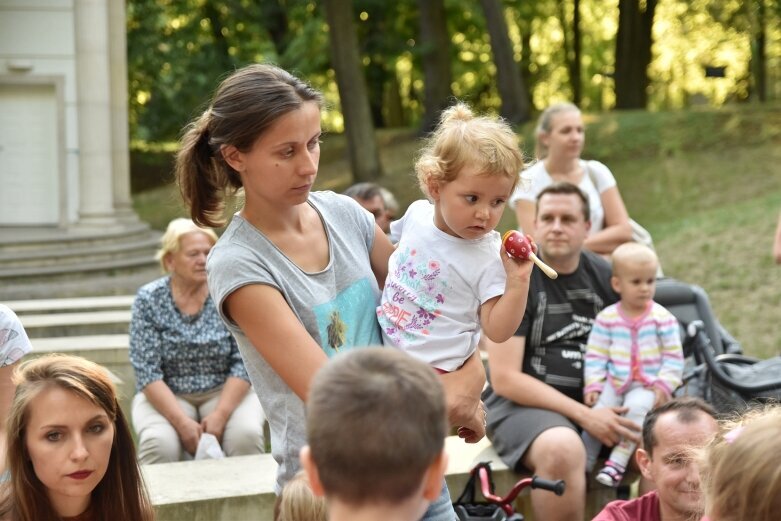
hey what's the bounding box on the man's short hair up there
[536,181,590,223]
[343,182,384,203]
[306,348,447,505]
[642,397,717,457]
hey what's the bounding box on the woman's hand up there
[439,351,486,430]
[456,402,487,444]
[174,416,204,455]
[201,377,250,442]
[201,409,229,442]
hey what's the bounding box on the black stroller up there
[655,278,781,415]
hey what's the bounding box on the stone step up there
[1,254,157,280]
[29,334,136,416]
[0,223,159,254]
[0,269,159,301]
[0,235,160,269]
[0,224,161,300]
[20,311,131,338]
[6,295,135,315]
[31,333,130,354]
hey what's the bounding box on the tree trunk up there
[614,0,657,109]
[417,0,453,133]
[557,0,581,105]
[479,0,530,124]
[749,0,767,102]
[383,72,406,127]
[519,30,534,112]
[323,0,383,182]
[259,0,290,59]
[572,0,582,105]
[202,2,233,72]
[366,61,388,127]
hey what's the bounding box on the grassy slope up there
[133,104,781,358]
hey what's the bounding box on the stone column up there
[74,0,117,225]
[108,0,138,223]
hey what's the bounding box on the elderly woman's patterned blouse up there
[128,276,249,394]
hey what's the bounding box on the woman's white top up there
[509,159,617,235]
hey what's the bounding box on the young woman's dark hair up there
[176,64,323,228]
[0,355,154,521]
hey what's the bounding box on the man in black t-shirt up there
[483,182,641,521]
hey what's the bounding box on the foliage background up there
[127,0,781,143]
[127,1,781,359]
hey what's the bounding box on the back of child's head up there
[305,348,447,506]
[415,102,525,198]
[274,470,328,521]
[611,242,658,278]
[699,405,781,521]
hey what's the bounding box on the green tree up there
[558,0,582,106]
[706,0,778,102]
[323,0,383,181]
[614,0,658,109]
[354,0,416,128]
[417,0,454,132]
[478,0,530,123]
[127,0,274,141]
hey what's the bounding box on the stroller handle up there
[689,321,781,394]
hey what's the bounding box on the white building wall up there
[0,0,80,223]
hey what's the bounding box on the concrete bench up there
[144,436,512,521]
[144,433,621,521]
[144,454,279,521]
[19,310,132,338]
[30,334,136,417]
[6,295,134,315]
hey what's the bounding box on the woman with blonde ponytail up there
[175,65,484,520]
[510,102,632,256]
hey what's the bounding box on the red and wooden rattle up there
[502,230,558,279]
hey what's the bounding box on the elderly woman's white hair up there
[155,218,218,272]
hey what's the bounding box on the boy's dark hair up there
[536,181,590,222]
[306,348,447,505]
[642,397,717,457]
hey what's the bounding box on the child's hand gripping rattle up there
[502,231,558,279]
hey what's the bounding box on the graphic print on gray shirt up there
[207,191,382,492]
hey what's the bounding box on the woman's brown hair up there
[176,64,324,228]
[0,355,154,521]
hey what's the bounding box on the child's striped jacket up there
[584,301,684,397]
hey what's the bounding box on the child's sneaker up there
[595,461,625,488]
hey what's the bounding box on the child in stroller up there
[581,243,684,487]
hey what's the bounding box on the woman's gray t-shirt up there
[207,191,382,491]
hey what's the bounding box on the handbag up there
[584,161,655,251]
[629,219,655,250]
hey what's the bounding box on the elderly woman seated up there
[129,218,265,464]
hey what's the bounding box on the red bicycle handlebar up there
[477,467,566,515]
